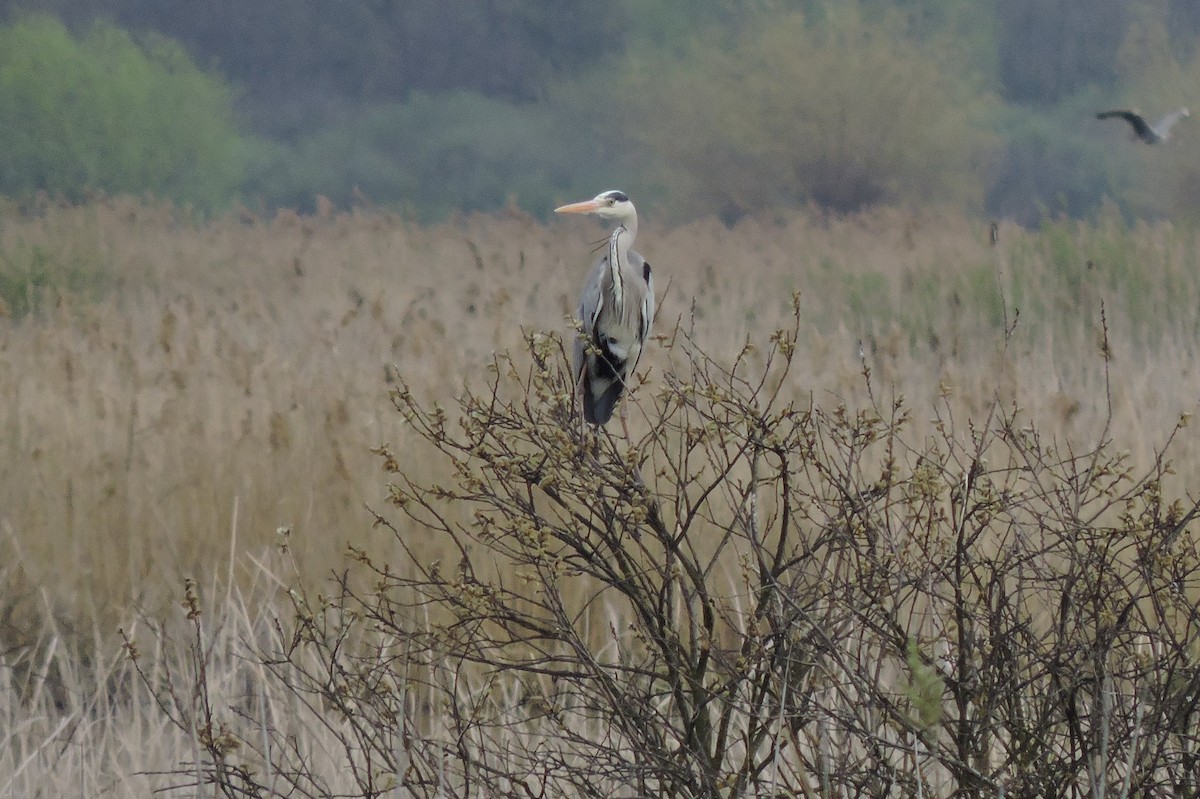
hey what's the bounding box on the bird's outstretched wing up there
[1097,109,1157,143]
[1153,107,1190,139]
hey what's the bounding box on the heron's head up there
[555,190,636,224]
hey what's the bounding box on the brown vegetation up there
[4,198,1200,793]
[3,198,1200,623]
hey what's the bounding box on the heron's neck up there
[611,213,637,266]
[606,208,639,313]
[620,212,638,247]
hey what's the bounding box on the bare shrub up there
[133,301,1200,798]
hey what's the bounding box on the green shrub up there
[559,4,999,220]
[0,14,243,208]
[0,244,95,318]
[984,91,1131,225]
[0,206,112,317]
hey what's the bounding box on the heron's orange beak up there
[554,199,602,215]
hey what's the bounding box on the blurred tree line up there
[2,0,1200,223]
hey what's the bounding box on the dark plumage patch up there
[600,190,630,203]
[643,262,652,283]
[1096,110,1156,143]
[592,333,626,380]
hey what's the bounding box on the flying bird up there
[555,190,655,431]
[1096,107,1190,144]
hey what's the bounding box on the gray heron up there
[1096,107,1190,144]
[555,190,654,431]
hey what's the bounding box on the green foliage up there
[0,14,243,207]
[0,231,107,318]
[843,271,892,327]
[8,0,1200,223]
[1029,213,1164,337]
[995,0,1126,104]
[856,0,1001,88]
[246,92,607,219]
[904,638,946,730]
[985,97,1125,226]
[565,5,999,220]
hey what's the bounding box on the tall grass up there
[3,197,1200,791]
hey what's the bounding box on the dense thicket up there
[4,0,629,111]
[2,0,1200,221]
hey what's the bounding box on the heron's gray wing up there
[628,250,654,375]
[641,258,655,341]
[574,257,606,359]
[576,254,628,424]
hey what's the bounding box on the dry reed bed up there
[1,198,1198,629]
[2,198,1200,793]
[0,552,378,797]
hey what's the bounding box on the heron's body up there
[556,190,655,426]
[1097,107,1190,144]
